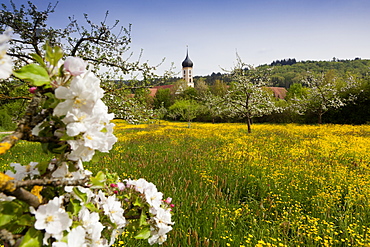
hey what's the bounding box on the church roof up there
[182,50,193,68]
[265,87,287,99]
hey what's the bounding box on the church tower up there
[182,48,194,87]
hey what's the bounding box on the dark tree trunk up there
[247,116,252,133]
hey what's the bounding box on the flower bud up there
[29,87,37,94]
[164,197,172,204]
[117,182,125,191]
[64,56,86,76]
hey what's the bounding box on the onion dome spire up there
[182,47,193,68]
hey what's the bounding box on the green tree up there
[179,87,198,100]
[210,80,228,97]
[168,99,202,128]
[291,71,359,124]
[199,91,226,123]
[285,83,309,100]
[153,88,172,109]
[194,78,209,97]
[225,56,279,133]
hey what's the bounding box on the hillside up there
[194,58,370,88]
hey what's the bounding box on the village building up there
[148,49,287,99]
[182,48,194,87]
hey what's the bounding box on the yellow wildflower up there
[0,172,15,192]
[31,185,43,203]
[0,142,11,154]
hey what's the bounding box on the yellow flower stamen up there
[46,215,54,223]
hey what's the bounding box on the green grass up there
[1,122,370,247]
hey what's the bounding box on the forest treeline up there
[2,57,370,131]
[191,58,370,88]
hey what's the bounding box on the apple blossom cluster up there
[33,56,117,162]
[0,28,174,246]
[29,187,126,247]
[27,178,175,246]
[0,27,13,79]
[111,178,175,245]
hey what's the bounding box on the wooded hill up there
[194,58,370,87]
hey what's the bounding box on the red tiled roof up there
[265,87,287,99]
[149,85,175,97]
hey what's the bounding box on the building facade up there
[182,49,194,87]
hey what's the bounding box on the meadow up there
[1,121,370,247]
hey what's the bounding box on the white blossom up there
[0,28,13,79]
[6,162,40,180]
[148,224,172,245]
[32,196,72,238]
[103,195,126,228]
[67,139,95,162]
[54,71,104,116]
[64,56,87,76]
[145,186,163,209]
[79,207,105,241]
[52,226,87,247]
[125,178,155,194]
[152,207,174,227]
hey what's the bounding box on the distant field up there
[1,121,370,247]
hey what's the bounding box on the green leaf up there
[30,53,46,68]
[43,92,60,109]
[84,202,100,212]
[0,213,14,227]
[90,171,106,188]
[59,133,74,141]
[68,161,78,172]
[72,187,88,203]
[16,214,34,226]
[89,153,101,164]
[18,227,43,247]
[36,161,50,175]
[133,196,142,207]
[13,64,50,86]
[41,143,49,154]
[45,45,64,67]
[2,201,22,215]
[67,198,82,216]
[134,227,151,239]
[51,144,67,154]
[139,211,149,226]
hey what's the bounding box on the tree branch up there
[0,95,31,101]
[13,177,89,189]
[0,93,52,154]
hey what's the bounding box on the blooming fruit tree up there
[0,29,174,246]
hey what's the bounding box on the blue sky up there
[8,0,370,76]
